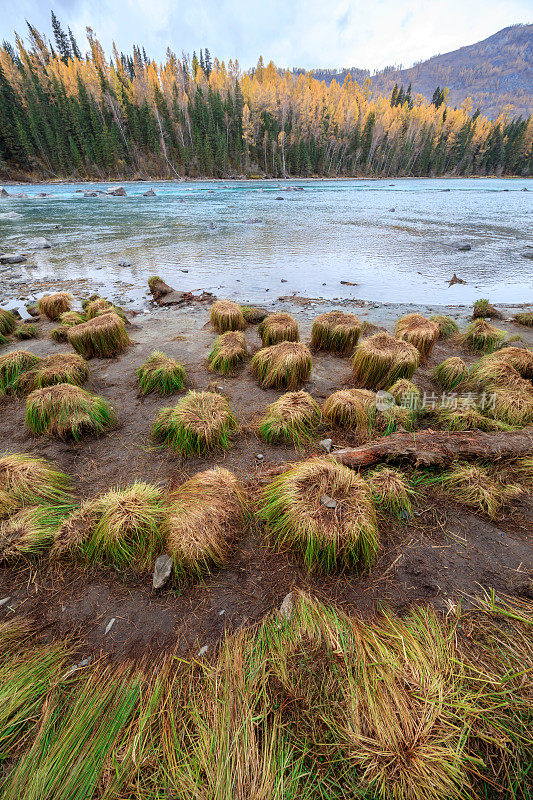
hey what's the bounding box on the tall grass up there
[258,391,321,445]
[0,453,72,519]
[137,351,187,395]
[351,331,419,389]
[152,390,238,456]
[25,384,117,440]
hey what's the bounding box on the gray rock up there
[28,237,51,249]
[255,453,264,461]
[319,438,332,453]
[153,554,173,589]
[279,591,294,619]
[197,645,209,657]
[0,253,26,264]
[521,251,533,260]
[118,261,131,267]
[143,188,156,197]
[104,618,116,635]
[389,207,396,212]
[0,596,12,607]
[84,191,98,197]
[321,493,337,509]
[456,242,471,251]
[107,186,127,196]
[0,187,8,197]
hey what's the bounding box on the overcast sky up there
[0,0,530,71]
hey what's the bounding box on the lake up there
[0,177,531,308]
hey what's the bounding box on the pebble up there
[105,618,116,635]
[319,438,333,453]
[153,554,173,589]
[0,597,12,607]
[279,591,294,619]
[198,645,209,657]
[255,453,264,461]
[321,493,337,509]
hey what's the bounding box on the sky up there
[0,0,530,72]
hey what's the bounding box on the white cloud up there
[0,0,530,71]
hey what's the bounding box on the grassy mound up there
[37,293,73,321]
[67,312,130,358]
[208,331,248,375]
[260,457,379,573]
[486,386,533,427]
[388,378,421,407]
[468,357,528,392]
[258,391,321,445]
[513,311,533,327]
[240,304,267,323]
[0,308,17,336]
[250,341,312,390]
[25,383,117,440]
[322,388,376,429]
[0,502,73,560]
[85,298,127,322]
[13,353,90,395]
[152,390,237,456]
[395,313,440,361]
[163,468,247,584]
[438,463,522,519]
[258,313,299,346]
[209,300,246,333]
[473,298,501,319]
[310,310,362,355]
[13,324,38,341]
[368,467,414,518]
[0,453,71,519]
[429,314,459,338]
[137,351,187,395]
[432,356,468,390]
[51,312,86,342]
[53,482,164,571]
[351,331,419,389]
[0,350,42,395]
[460,319,506,352]
[488,346,533,380]
[429,404,512,432]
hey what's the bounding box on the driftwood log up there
[333,428,533,469]
[148,276,216,307]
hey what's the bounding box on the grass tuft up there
[437,463,522,518]
[210,300,247,333]
[429,404,513,432]
[37,292,73,321]
[258,313,299,346]
[429,314,459,338]
[0,308,17,336]
[0,453,72,519]
[208,331,248,375]
[432,356,468,390]
[260,457,379,572]
[395,313,440,360]
[240,304,267,323]
[13,353,90,395]
[485,386,533,427]
[137,351,187,395]
[163,468,247,584]
[25,383,117,440]
[487,345,533,380]
[310,310,362,355]
[0,350,42,395]
[54,481,164,571]
[473,298,501,319]
[351,331,419,389]
[251,341,312,390]
[368,466,415,518]
[388,378,421,407]
[460,318,507,352]
[322,388,376,429]
[0,502,74,560]
[258,391,321,445]
[13,324,38,340]
[512,311,533,327]
[67,312,130,358]
[152,390,237,456]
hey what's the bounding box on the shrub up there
[137,351,187,395]
[25,384,117,440]
[152,390,237,456]
[260,457,379,573]
[351,332,419,389]
[250,341,312,390]
[258,391,321,445]
[258,313,299,346]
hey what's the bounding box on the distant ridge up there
[294,24,533,119]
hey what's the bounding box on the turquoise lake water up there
[0,177,531,307]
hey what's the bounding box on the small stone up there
[389,207,396,212]
[218,609,226,616]
[456,242,471,251]
[0,597,12,607]
[0,253,26,264]
[321,493,337,509]
[319,438,332,453]
[198,645,209,657]
[255,453,264,461]
[118,261,131,267]
[279,591,294,619]
[28,237,51,249]
[105,618,116,635]
[153,554,173,589]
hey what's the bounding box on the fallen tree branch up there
[333,428,533,469]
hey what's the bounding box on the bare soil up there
[0,303,531,661]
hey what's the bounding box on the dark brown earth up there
[0,303,532,662]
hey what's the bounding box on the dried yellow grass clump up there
[486,387,533,427]
[388,379,421,407]
[368,467,415,518]
[152,390,237,456]
[37,293,73,321]
[488,346,533,380]
[460,318,506,352]
[429,314,459,338]
[258,391,321,445]
[0,308,17,336]
[209,300,246,333]
[258,313,299,346]
[25,383,117,441]
[432,357,468,390]
[513,311,533,328]
[0,453,71,519]
[0,503,73,560]
[67,312,130,358]
[0,350,42,395]
[251,341,312,390]
[137,351,187,395]
[53,482,164,571]
[395,313,440,361]
[310,311,362,355]
[430,405,512,432]
[351,332,419,390]
[439,464,522,519]
[208,331,248,375]
[12,353,89,395]
[163,468,247,584]
[260,457,379,573]
[322,388,376,429]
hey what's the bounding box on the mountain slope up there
[297,24,533,119]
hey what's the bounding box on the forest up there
[0,14,532,180]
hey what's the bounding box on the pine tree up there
[51,11,71,63]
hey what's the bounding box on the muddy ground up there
[0,299,532,662]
